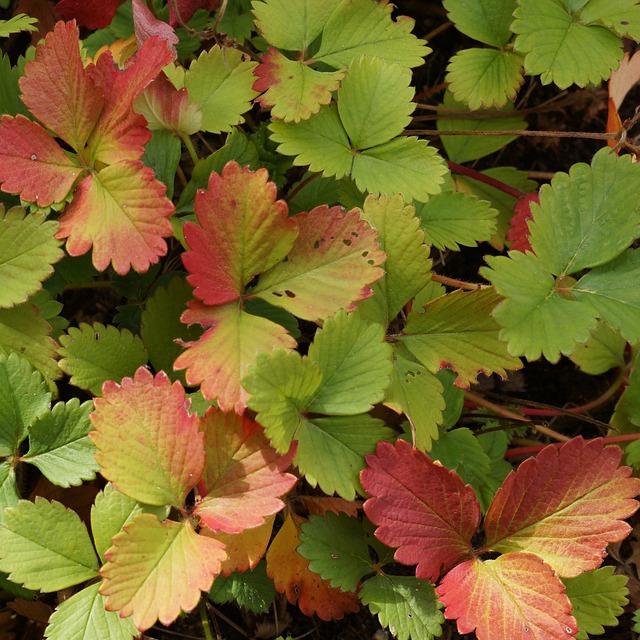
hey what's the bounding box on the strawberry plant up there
[0,1,640,640]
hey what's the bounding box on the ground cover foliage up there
[1,1,640,639]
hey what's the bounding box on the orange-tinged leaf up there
[254,205,385,321]
[91,367,204,507]
[100,515,225,631]
[298,496,360,518]
[194,408,296,533]
[484,437,640,577]
[87,37,174,165]
[182,162,298,306]
[266,514,360,621]
[0,116,83,207]
[174,301,296,412]
[20,20,103,152]
[55,0,122,29]
[57,160,174,275]
[361,439,480,582]
[204,516,275,576]
[436,553,577,640]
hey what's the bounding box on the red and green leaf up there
[507,193,539,252]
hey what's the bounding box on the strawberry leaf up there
[194,409,296,534]
[266,513,360,621]
[436,553,577,640]
[100,515,225,631]
[569,322,626,375]
[55,0,123,29]
[0,462,19,520]
[362,439,481,581]
[443,0,516,47]
[58,323,148,396]
[361,575,443,640]
[209,561,276,614]
[253,205,385,321]
[0,498,99,591]
[91,368,204,507]
[484,437,640,577]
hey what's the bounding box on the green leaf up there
[564,566,628,639]
[447,49,523,110]
[0,461,18,522]
[314,0,430,68]
[0,498,99,591]
[569,322,626,375]
[184,45,258,133]
[294,414,394,499]
[361,574,444,640]
[385,351,444,452]
[298,513,372,592]
[142,130,181,199]
[437,92,527,163]
[634,609,640,633]
[0,14,38,38]
[528,149,640,275]
[209,561,275,614]
[140,277,200,379]
[23,399,97,488]
[91,483,168,563]
[58,323,149,395]
[359,194,432,326]
[512,0,623,88]
[476,430,511,511]
[0,353,50,456]
[252,0,341,51]
[482,251,596,361]
[612,351,640,431]
[307,310,392,415]
[401,288,522,385]
[580,0,640,40]
[44,582,138,640]
[415,191,498,251]
[0,53,26,116]
[0,207,63,309]
[444,0,516,46]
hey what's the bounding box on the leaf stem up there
[464,390,529,423]
[199,599,215,640]
[506,433,640,458]
[180,134,200,165]
[447,161,526,199]
[411,127,619,142]
[431,272,490,291]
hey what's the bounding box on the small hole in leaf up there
[351,231,358,237]
[367,259,374,265]
[30,154,37,161]
[362,251,369,257]
[343,238,352,246]
[272,292,283,297]
[285,290,296,298]
[313,240,320,249]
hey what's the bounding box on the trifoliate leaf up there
[44,582,138,640]
[415,191,498,251]
[90,484,168,563]
[569,322,626,375]
[0,207,63,309]
[0,353,50,457]
[401,288,522,386]
[24,399,97,488]
[253,205,385,321]
[528,149,640,275]
[298,513,372,592]
[446,49,524,110]
[58,323,149,396]
[443,0,516,46]
[209,561,276,614]
[482,251,596,362]
[0,14,37,37]
[564,566,628,639]
[307,311,392,414]
[476,431,511,512]
[362,439,481,581]
[437,554,577,640]
[91,368,204,507]
[512,0,623,88]
[140,276,200,378]
[314,0,429,68]
[359,194,432,326]
[385,352,445,452]
[0,498,99,591]
[266,514,360,621]
[580,0,640,40]
[100,515,225,631]
[437,92,527,163]
[184,45,258,133]
[194,409,296,534]
[361,575,444,640]
[0,461,18,521]
[484,438,640,577]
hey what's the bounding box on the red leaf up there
[55,0,122,29]
[506,193,539,252]
[132,0,178,52]
[437,553,577,640]
[182,161,297,306]
[484,437,640,577]
[169,0,217,25]
[20,21,104,152]
[361,439,481,582]
[194,408,296,534]
[0,116,83,207]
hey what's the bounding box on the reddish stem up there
[448,161,526,199]
[506,434,640,459]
